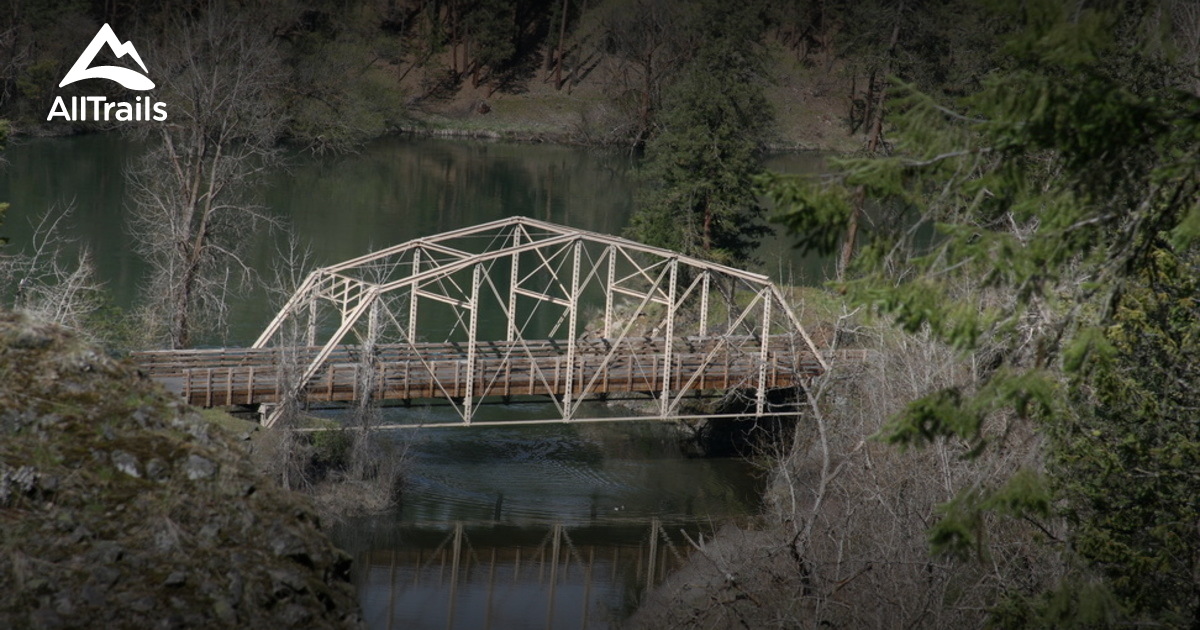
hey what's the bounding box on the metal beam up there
[610,286,671,306]
[464,264,481,423]
[563,239,582,417]
[603,246,615,338]
[660,258,678,416]
[506,226,522,342]
[513,287,572,309]
[756,288,772,416]
[408,249,421,344]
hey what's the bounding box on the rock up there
[37,474,58,494]
[81,585,106,609]
[53,595,74,617]
[198,523,220,544]
[29,606,63,630]
[226,571,244,606]
[212,596,237,625]
[90,566,120,587]
[90,541,125,564]
[129,596,155,613]
[279,603,313,626]
[66,526,91,545]
[131,408,151,428]
[111,451,141,478]
[269,568,309,595]
[183,454,217,480]
[270,530,312,566]
[10,328,52,350]
[0,464,39,505]
[145,458,168,481]
[163,571,187,587]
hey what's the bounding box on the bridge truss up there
[254,216,826,427]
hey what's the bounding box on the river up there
[0,134,823,628]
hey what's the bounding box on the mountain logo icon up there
[59,23,154,91]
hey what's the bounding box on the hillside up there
[398,43,864,152]
[0,311,361,628]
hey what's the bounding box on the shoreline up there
[7,118,850,155]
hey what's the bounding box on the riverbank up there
[396,44,864,154]
[0,311,362,627]
[205,411,407,525]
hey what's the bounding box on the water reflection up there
[348,520,696,630]
[333,411,762,629]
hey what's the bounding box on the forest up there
[2,0,1199,628]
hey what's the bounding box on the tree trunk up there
[837,187,864,281]
[173,263,195,349]
[839,2,903,280]
[450,3,459,75]
[637,48,654,148]
[702,199,713,253]
[554,0,569,90]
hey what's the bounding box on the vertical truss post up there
[699,271,710,336]
[464,263,482,423]
[563,239,582,418]
[507,228,521,342]
[660,258,678,416]
[408,249,421,343]
[603,245,615,339]
[756,288,772,416]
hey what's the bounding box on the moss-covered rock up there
[0,312,361,628]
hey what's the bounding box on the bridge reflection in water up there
[351,519,694,630]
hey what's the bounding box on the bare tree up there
[1169,0,1200,95]
[635,298,1064,628]
[256,231,318,491]
[128,8,285,349]
[595,0,694,148]
[1,203,105,338]
[344,256,408,494]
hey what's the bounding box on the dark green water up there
[0,134,823,628]
[0,134,643,344]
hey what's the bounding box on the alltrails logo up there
[47,23,167,122]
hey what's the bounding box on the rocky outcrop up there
[0,312,361,628]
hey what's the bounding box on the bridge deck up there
[134,336,827,409]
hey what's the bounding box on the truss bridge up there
[134,217,829,427]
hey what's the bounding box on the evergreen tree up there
[464,0,518,85]
[1042,248,1200,626]
[626,2,773,266]
[766,0,1200,624]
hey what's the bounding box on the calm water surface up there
[0,134,822,628]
